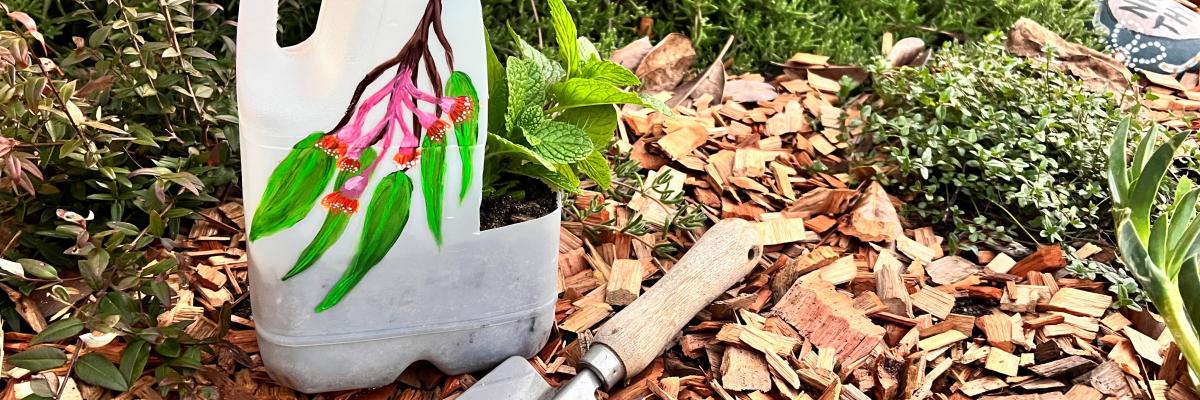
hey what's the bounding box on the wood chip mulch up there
[4,45,1197,400]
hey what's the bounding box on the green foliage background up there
[481,0,1101,70]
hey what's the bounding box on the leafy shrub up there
[273,0,1101,71]
[861,34,1126,249]
[0,0,237,393]
[483,0,662,196]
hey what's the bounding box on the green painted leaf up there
[282,148,378,280]
[250,132,335,241]
[576,151,612,190]
[549,78,642,111]
[31,317,83,344]
[1129,133,1188,239]
[546,0,579,76]
[447,72,480,203]
[76,353,129,392]
[317,172,413,312]
[555,105,618,150]
[8,347,66,372]
[422,135,448,246]
[119,340,150,385]
[578,60,640,87]
[525,121,592,164]
[283,214,350,281]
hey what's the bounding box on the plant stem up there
[1161,286,1200,390]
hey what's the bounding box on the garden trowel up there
[458,219,763,400]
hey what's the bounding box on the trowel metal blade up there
[457,356,554,400]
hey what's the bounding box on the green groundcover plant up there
[862,34,1126,250]
[1108,116,1200,386]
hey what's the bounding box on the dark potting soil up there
[480,183,557,231]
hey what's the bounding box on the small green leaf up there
[8,347,67,372]
[524,121,592,164]
[487,133,554,170]
[18,259,58,280]
[509,32,565,84]
[546,0,579,76]
[549,78,642,111]
[506,58,549,135]
[119,340,150,384]
[577,60,640,87]
[31,318,84,345]
[1107,117,1130,206]
[156,338,181,358]
[576,151,612,190]
[511,162,578,193]
[76,353,129,392]
[555,105,618,150]
[577,37,601,62]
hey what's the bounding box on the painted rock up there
[1095,0,1200,74]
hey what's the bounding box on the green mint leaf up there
[524,121,592,164]
[577,37,601,62]
[76,353,130,392]
[549,78,641,111]
[546,0,579,76]
[485,30,509,136]
[505,57,549,136]
[510,162,579,193]
[578,60,640,87]
[509,29,565,84]
[638,93,674,116]
[488,133,555,170]
[576,151,612,190]
[555,105,617,150]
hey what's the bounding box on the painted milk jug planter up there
[237,0,560,392]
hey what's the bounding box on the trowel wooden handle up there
[593,219,762,377]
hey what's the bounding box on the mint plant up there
[483,0,664,195]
